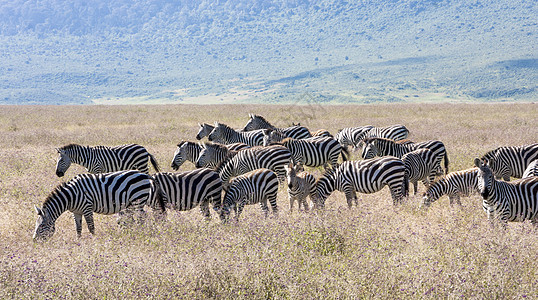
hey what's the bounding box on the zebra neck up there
[67,146,95,168]
[188,144,202,162]
[43,186,78,221]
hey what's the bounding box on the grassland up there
[0,103,537,299]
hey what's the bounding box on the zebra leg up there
[83,211,95,235]
[268,192,278,216]
[343,185,357,208]
[199,201,211,221]
[289,195,295,213]
[260,198,270,218]
[449,195,461,206]
[235,201,246,221]
[73,213,83,238]
[300,196,309,213]
[388,184,403,205]
[413,181,419,195]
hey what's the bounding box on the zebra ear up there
[55,148,61,153]
[34,205,43,216]
[474,158,483,168]
[214,121,219,127]
[249,113,254,119]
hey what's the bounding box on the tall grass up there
[0,103,537,299]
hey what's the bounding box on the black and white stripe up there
[312,129,333,138]
[523,160,538,179]
[55,144,160,177]
[220,168,279,221]
[335,126,374,148]
[216,145,292,185]
[422,168,479,207]
[172,141,249,170]
[277,137,348,170]
[284,163,316,212]
[195,142,250,169]
[313,157,409,208]
[474,158,538,225]
[242,114,312,139]
[33,170,164,241]
[361,137,449,174]
[208,122,265,146]
[153,168,223,220]
[402,148,443,195]
[481,143,538,181]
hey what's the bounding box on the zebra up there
[33,170,165,241]
[284,163,316,212]
[195,142,251,169]
[270,136,349,170]
[55,143,160,177]
[196,123,215,140]
[480,143,538,181]
[220,168,279,221]
[335,126,374,149]
[215,145,292,185]
[313,157,409,208]
[361,137,449,174]
[152,168,223,220]
[311,129,333,138]
[402,148,444,195]
[474,158,538,225]
[335,125,409,149]
[422,168,480,207]
[242,114,312,139]
[523,160,538,178]
[171,141,249,170]
[208,122,265,146]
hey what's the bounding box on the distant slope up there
[0,0,536,104]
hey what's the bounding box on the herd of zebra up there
[33,114,538,241]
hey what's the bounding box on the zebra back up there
[481,143,538,180]
[280,137,344,168]
[335,126,374,148]
[243,114,312,139]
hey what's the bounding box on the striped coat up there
[481,143,538,180]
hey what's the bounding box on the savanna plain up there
[0,103,537,299]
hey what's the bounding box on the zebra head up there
[55,148,71,177]
[474,158,493,200]
[171,142,189,171]
[207,122,227,143]
[33,206,55,242]
[196,123,214,140]
[262,129,286,146]
[361,140,378,159]
[243,113,262,131]
[312,169,336,209]
[284,162,298,189]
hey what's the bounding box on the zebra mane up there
[251,114,273,127]
[363,137,395,145]
[59,143,85,151]
[481,149,498,161]
[203,141,229,152]
[42,181,71,210]
[177,141,198,148]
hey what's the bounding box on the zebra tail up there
[444,152,450,175]
[152,178,167,213]
[148,153,161,173]
[340,146,350,162]
[403,172,409,199]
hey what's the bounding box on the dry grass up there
[0,103,537,299]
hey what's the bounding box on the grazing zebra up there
[171,141,249,170]
[208,122,265,146]
[215,145,292,185]
[152,168,223,220]
[196,123,215,140]
[313,157,409,208]
[271,137,348,170]
[195,142,251,169]
[55,143,160,177]
[220,168,279,221]
[474,158,538,225]
[242,114,312,139]
[33,170,164,241]
[402,148,444,195]
[422,168,480,207]
[523,160,538,178]
[480,143,538,181]
[284,163,316,212]
[335,126,374,148]
[312,129,333,138]
[361,137,449,174]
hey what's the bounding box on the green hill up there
[0,0,536,104]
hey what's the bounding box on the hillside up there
[0,0,536,104]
